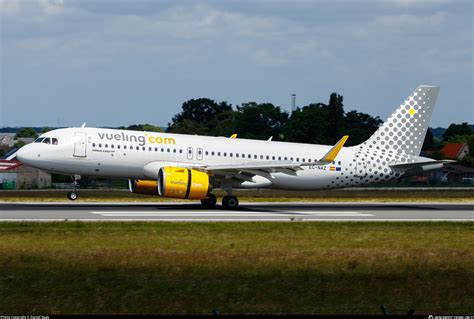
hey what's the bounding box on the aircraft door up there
[187,147,194,160]
[354,153,367,177]
[73,132,87,157]
[197,148,203,161]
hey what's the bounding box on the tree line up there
[166,94,382,146]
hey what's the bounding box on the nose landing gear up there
[67,175,81,201]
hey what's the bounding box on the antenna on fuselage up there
[80,122,86,128]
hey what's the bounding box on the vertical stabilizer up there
[360,85,439,156]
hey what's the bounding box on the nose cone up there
[16,144,32,165]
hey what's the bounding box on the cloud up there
[374,12,446,28]
[0,0,472,127]
[0,0,21,15]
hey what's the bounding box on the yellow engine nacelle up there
[128,179,158,195]
[158,167,210,199]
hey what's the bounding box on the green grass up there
[1,222,473,314]
[1,189,474,202]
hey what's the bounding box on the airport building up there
[0,160,52,189]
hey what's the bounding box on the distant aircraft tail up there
[359,85,439,156]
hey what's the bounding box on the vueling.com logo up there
[98,132,176,146]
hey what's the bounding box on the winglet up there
[320,135,349,163]
[230,134,237,139]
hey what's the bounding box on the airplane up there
[16,85,450,209]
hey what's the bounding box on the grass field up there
[1,188,474,202]
[1,222,473,315]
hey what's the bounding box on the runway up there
[0,202,473,221]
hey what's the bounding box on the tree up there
[422,128,435,151]
[168,98,232,134]
[13,140,26,148]
[283,103,330,144]
[325,93,345,140]
[233,102,289,140]
[15,127,38,139]
[42,127,53,133]
[344,110,382,146]
[442,122,472,141]
[119,124,164,132]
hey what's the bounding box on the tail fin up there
[360,85,439,156]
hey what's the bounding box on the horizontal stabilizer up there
[389,160,454,174]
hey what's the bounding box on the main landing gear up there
[222,195,239,209]
[200,194,239,209]
[200,194,217,208]
[67,175,81,201]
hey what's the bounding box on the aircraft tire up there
[67,191,78,201]
[222,195,239,209]
[201,194,217,208]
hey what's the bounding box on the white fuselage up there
[16,127,425,191]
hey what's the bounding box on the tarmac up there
[0,202,473,222]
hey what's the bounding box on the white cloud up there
[0,0,20,15]
[38,0,65,15]
[374,12,446,28]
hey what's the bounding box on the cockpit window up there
[42,137,51,144]
[52,138,58,145]
[34,137,45,143]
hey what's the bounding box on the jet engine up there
[129,167,210,199]
[128,179,158,195]
[158,167,210,199]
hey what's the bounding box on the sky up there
[0,0,472,128]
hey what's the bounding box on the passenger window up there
[272,156,275,160]
[118,145,121,149]
[230,153,233,157]
[223,152,227,157]
[278,156,281,160]
[284,157,287,161]
[136,146,139,150]
[217,152,221,156]
[296,158,299,162]
[99,144,102,147]
[266,156,269,160]
[173,149,176,153]
[149,147,152,151]
[179,149,183,153]
[105,144,108,148]
[236,153,239,158]
[302,158,305,162]
[161,148,164,152]
[93,143,96,147]
[212,151,215,156]
[260,155,263,159]
[142,147,146,151]
[338,161,341,165]
[205,151,209,155]
[155,147,158,152]
[167,148,170,152]
[111,145,114,149]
